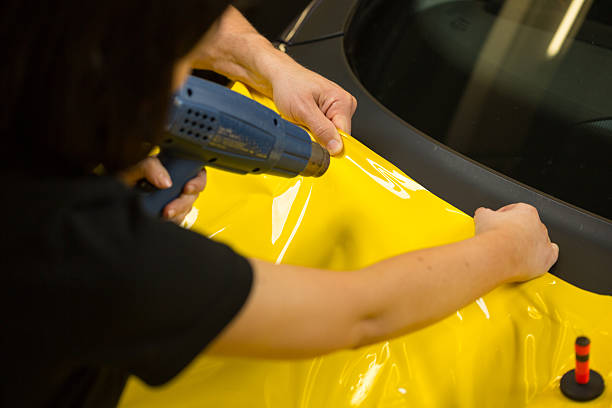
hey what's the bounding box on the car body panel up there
[119,83,612,408]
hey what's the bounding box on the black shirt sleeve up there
[33,178,252,386]
[106,217,253,386]
[2,175,253,407]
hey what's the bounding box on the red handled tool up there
[560,336,605,401]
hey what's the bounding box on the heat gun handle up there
[138,151,204,217]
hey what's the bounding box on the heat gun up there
[140,75,330,216]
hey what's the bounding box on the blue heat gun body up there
[139,76,330,216]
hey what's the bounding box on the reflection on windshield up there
[346,0,612,219]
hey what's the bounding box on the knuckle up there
[518,203,536,214]
[313,123,334,139]
[186,194,198,206]
[171,212,188,224]
[187,177,204,191]
[143,156,160,171]
[144,156,159,165]
[190,184,204,194]
[294,102,314,121]
[179,194,193,206]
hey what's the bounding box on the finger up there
[474,207,491,216]
[167,209,191,225]
[118,156,172,188]
[299,100,344,155]
[548,242,560,268]
[163,193,198,222]
[328,95,357,135]
[473,207,494,225]
[352,95,358,114]
[541,223,550,239]
[497,203,520,212]
[142,157,172,189]
[119,166,143,186]
[331,115,350,136]
[183,169,207,195]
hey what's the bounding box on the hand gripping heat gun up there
[139,75,330,216]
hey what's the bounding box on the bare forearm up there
[192,6,356,154]
[208,205,555,358]
[209,231,519,358]
[193,6,290,96]
[350,231,518,347]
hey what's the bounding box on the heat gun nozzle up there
[300,142,330,177]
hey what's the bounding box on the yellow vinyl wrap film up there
[119,83,612,407]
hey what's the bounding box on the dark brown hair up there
[1,1,229,175]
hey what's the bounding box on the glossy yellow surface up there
[120,83,612,407]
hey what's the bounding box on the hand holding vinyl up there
[474,203,559,282]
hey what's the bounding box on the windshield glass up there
[346,0,612,220]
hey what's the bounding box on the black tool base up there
[560,369,605,402]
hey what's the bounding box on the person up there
[0,1,559,407]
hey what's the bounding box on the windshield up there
[346,0,612,220]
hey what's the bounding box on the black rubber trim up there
[281,0,355,44]
[284,1,612,296]
[279,0,323,43]
[280,32,344,47]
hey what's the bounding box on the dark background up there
[235,0,312,41]
[196,1,312,84]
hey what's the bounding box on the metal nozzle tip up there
[300,142,330,177]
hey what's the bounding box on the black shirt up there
[0,173,253,407]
